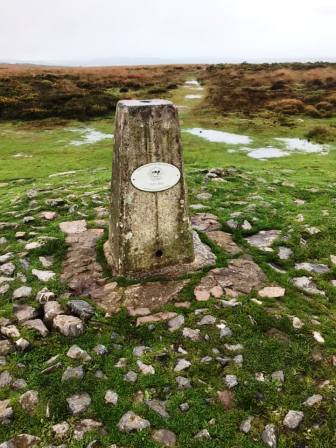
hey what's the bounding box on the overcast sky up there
[1,0,335,65]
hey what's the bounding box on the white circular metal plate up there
[131,162,181,192]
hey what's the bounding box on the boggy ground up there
[0,69,336,448]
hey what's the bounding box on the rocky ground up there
[0,77,336,447]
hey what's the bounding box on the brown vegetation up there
[0,64,195,120]
[201,62,336,118]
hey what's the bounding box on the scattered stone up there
[168,314,185,331]
[0,284,9,295]
[92,344,108,356]
[127,307,151,316]
[0,263,15,276]
[0,399,13,423]
[0,371,12,388]
[40,211,58,220]
[225,374,238,389]
[198,315,216,326]
[205,231,242,255]
[152,429,176,446]
[295,262,330,274]
[39,256,54,268]
[283,410,304,429]
[35,287,55,304]
[67,345,91,362]
[182,327,200,341]
[176,375,191,389]
[194,429,211,440]
[73,418,105,440]
[52,421,70,439]
[25,241,43,251]
[245,230,280,251]
[293,276,325,296]
[303,394,323,407]
[174,359,191,372]
[136,312,177,326]
[1,325,20,339]
[67,392,91,414]
[137,360,155,375]
[313,331,325,344]
[261,424,277,448]
[225,343,243,352]
[240,416,254,433]
[23,319,49,337]
[117,411,150,432]
[124,371,138,383]
[105,390,118,405]
[67,300,94,321]
[60,220,87,234]
[62,366,84,382]
[43,301,62,323]
[258,286,285,298]
[179,402,189,412]
[146,399,169,418]
[15,338,30,352]
[271,370,284,383]
[278,247,293,260]
[191,213,221,232]
[53,315,84,337]
[292,316,304,329]
[19,390,38,414]
[12,378,27,390]
[0,340,13,356]
[13,286,32,300]
[32,269,55,282]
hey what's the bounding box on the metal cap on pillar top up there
[104,99,195,279]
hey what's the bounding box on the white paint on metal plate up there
[131,162,181,192]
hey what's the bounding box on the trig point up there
[104,99,195,278]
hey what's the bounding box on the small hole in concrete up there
[155,249,163,257]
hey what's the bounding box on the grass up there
[0,68,336,447]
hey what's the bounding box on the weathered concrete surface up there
[106,99,194,278]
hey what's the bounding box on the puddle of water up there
[275,138,327,153]
[185,94,203,99]
[185,128,252,145]
[69,128,114,146]
[247,147,289,159]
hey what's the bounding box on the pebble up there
[182,327,200,341]
[240,416,254,433]
[258,286,285,298]
[67,392,91,414]
[152,429,176,446]
[174,359,191,372]
[124,371,138,383]
[303,394,323,407]
[105,390,118,405]
[225,374,238,389]
[117,411,150,432]
[137,360,155,375]
[62,366,84,382]
[176,376,191,389]
[261,424,277,448]
[313,331,325,344]
[53,315,84,337]
[168,314,185,331]
[67,345,92,362]
[283,410,304,429]
[32,269,55,282]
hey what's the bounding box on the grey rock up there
[62,365,84,382]
[303,394,323,407]
[240,416,254,433]
[182,327,200,341]
[14,304,38,323]
[168,314,185,331]
[52,421,70,439]
[152,429,176,446]
[176,376,191,389]
[295,262,330,274]
[278,247,293,260]
[104,390,118,405]
[271,370,284,383]
[67,345,91,362]
[146,399,169,418]
[117,411,150,432]
[225,374,238,389]
[0,340,13,356]
[292,276,325,296]
[23,319,49,337]
[92,344,108,355]
[245,230,280,251]
[133,345,150,357]
[36,287,55,304]
[0,284,9,295]
[53,315,84,337]
[73,418,105,441]
[124,371,138,383]
[194,429,211,440]
[0,263,15,276]
[137,360,155,375]
[0,371,12,388]
[13,286,32,300]
[197,315,216,326]
[0,399,13,423]
[0,254,13,264]
[19,390,39,414]
[32,269,55,282]
[67,392,91,414]
[283,410,304,429]
[174,359,191,372]
[179,402,189,412]
[67,300,94,320]
[12,378,27,390]
[44,301,63,322]
[261,424,277,447]
[1,325,20,339]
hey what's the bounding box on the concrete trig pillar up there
[104,99,194,278]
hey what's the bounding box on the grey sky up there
[1,0,335,64]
